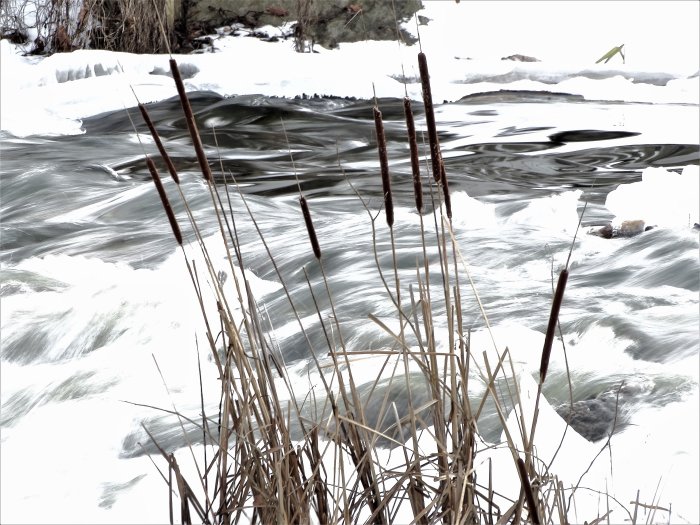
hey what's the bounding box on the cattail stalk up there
[169,58,213,182]
[299,196,322,260]
[403,97,423,213]
[138,103,180,184]
[540,269,569,384]
[373,106,394,227]
[146,156,182,245]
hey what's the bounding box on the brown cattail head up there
[417,53,442,184]
[403,97,423,213]
[440,160,452,220]
[146,156,182,245]
[299,196,322,260]
[138,103,180,185]
[540,269,569,384]
[516,457,541,525]
[373,106,394,228]
[169,58,213,183]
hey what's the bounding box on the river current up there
[1,92,698,522]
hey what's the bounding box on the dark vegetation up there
[0,0,422,55]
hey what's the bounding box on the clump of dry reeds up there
[134,52,648,525]
[2,0,170,53]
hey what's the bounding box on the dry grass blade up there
[145,156,182,245]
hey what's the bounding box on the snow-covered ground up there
[1,1,699,137]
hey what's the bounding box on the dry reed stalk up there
[145,156,182,245]
[139,103,180,184]
[170,58,214,182]
[403,97,423,213]
[299,196,322,260]
[373,106,394,227]
[540,269,569,384]
[306,427,329,523]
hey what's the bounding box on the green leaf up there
[595,44,625,64]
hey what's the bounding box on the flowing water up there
[1,92,699,522]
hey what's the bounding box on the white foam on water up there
[0,241,284,523]
[444,190,498,229]
[505,189,583,233]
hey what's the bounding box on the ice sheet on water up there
[605,165,699,228]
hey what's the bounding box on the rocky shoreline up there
[1,0,424,55]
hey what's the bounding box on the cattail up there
[373,106,394,227]
[299,196,322,260]
[146,156,182,245]
[516,457,541,525]
[440,160,452,220]
[417,53,442,184]
[403,97,423,213]
[138,103,180,184]
[540,269,569,384]
[169,58,213,182]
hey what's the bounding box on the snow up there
[605,165,700,228]
[1,1,699,138]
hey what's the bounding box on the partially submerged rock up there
[589,219,653,239]
[501,54,540,62]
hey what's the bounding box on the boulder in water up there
[501,54,540,62]
[589,219,653,239]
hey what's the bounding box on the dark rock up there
[589,220,650,239]
[557,388,631,442]
[501,54,540,62]
[558,397,618,442]
[177,0,422,51]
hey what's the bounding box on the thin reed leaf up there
[146,156,182,245]
[299,196,322,260]
[540,269,569,384]
[403,97,423,212]
[169,58,213,182]
[373,106,394,227]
